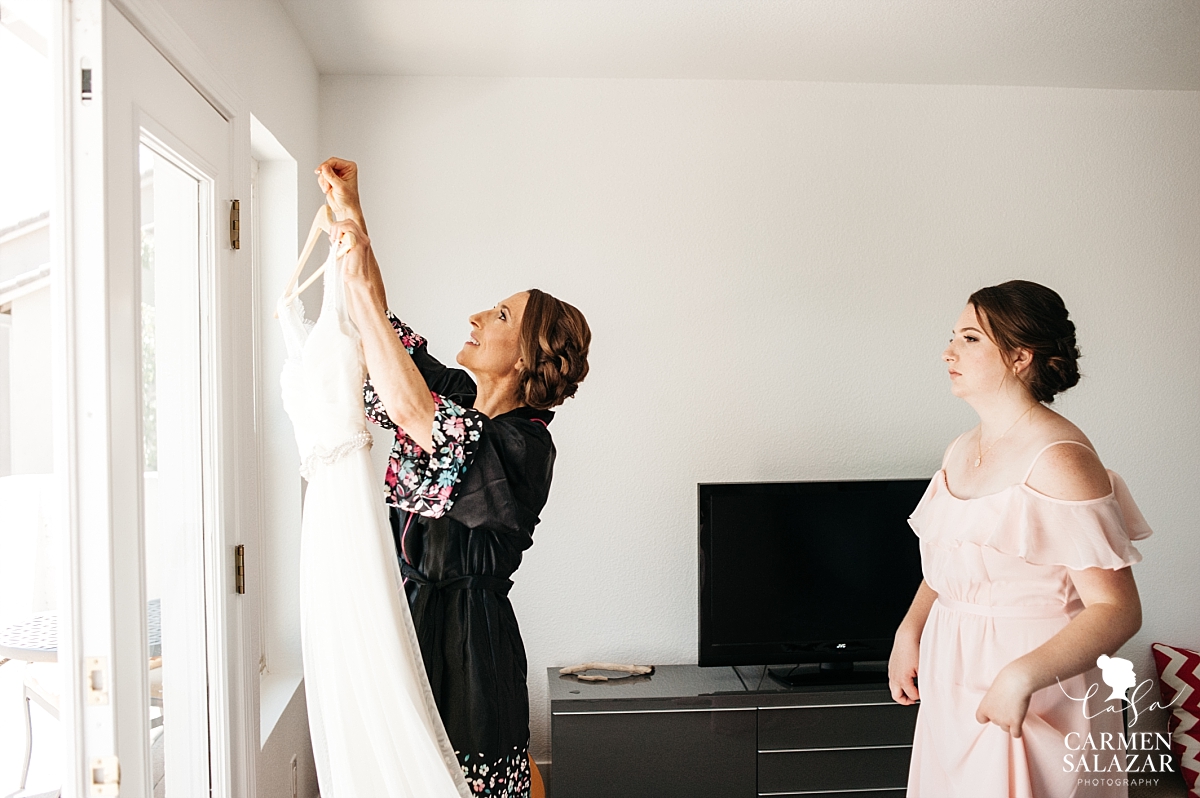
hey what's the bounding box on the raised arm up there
[332,218,436,453]
[317,157,438,452]
[317,157,368,234]
[317,157,388,312]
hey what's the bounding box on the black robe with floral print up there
[364,313,553,798]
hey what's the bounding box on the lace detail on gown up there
[298,430,373,480]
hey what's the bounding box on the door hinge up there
[234,544,246,594]
[229,199,241,250]
[89,755,120,796]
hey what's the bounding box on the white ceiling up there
[277,0,1200,89]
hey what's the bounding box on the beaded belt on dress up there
[299,430,372,479]
[937,596,1083,619]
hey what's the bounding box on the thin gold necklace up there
[975,405,1036,468]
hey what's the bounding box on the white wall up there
[251,146,305,679]
[259,682,319,798]
[320,76,1200,761]
[154,0,321,182]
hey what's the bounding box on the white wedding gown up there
[278,244,471,798]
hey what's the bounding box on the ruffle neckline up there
[908,469,1152,570]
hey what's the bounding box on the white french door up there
[55,2,254,796]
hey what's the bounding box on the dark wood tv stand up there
[548,663,918,798]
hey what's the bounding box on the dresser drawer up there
[757,745,912,794]
[553,707,757,798]
[758,702,918,750]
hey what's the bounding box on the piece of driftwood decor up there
[559,662,656,682]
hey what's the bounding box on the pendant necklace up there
[975,405,1036,468]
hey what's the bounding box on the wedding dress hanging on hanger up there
[277,240,471,798]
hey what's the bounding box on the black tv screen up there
[698,479,927,667]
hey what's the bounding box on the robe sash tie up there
[401,560,514,596]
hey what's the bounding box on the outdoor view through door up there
[0,2,58,794]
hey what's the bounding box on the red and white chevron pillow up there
[1152,642,1200,796]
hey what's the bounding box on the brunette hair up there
[517,289,591,410]
[968,280,1081,404]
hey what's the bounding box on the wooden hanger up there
[276,204,355,317]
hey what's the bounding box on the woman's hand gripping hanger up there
[275,203,356,317]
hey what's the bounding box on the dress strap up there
[942,433,967,469]
[1021,440,1097,484]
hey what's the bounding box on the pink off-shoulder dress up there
[906,440,1153,798]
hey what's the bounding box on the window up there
[0,3,63,792]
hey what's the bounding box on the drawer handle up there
[759,743,913,754]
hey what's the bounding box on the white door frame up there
[139,114,220,794]
[53,1,257,795]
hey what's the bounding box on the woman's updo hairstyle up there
[968,280,1081,404]
[517,289,591,410]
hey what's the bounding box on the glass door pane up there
[139,140,208,798]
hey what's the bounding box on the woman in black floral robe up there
[318,157,591,797]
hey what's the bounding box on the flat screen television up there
[698,479,928,685]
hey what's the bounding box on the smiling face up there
[455,291,530,379]
[942,304,1014,400]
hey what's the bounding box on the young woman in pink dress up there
[889,280,1152,798]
